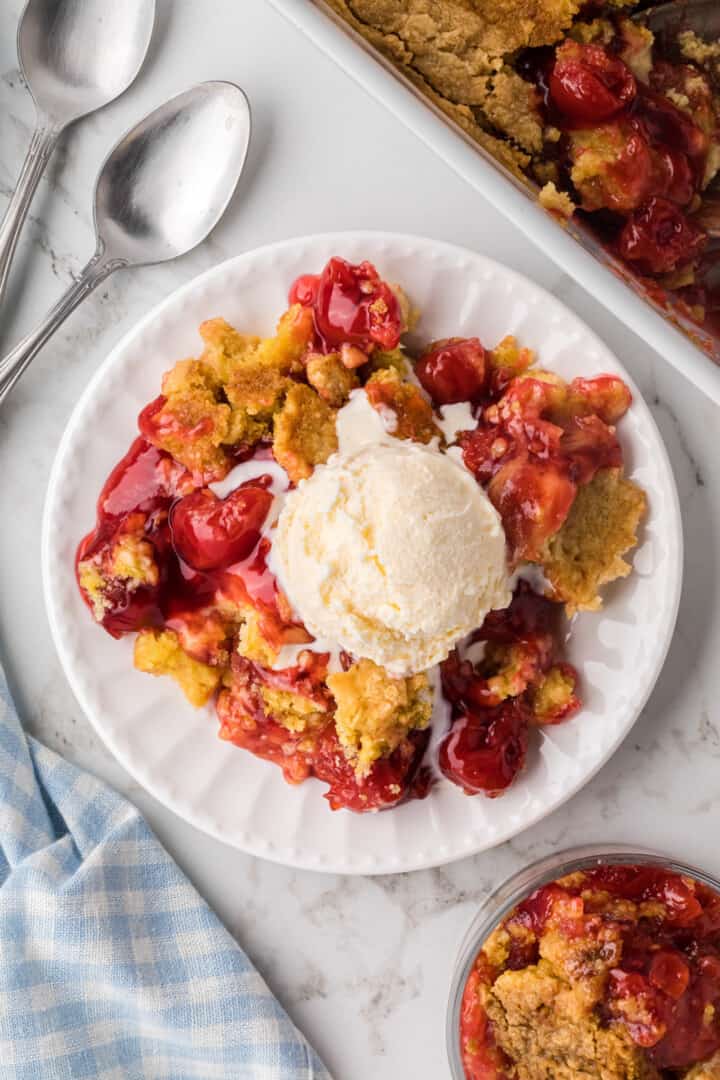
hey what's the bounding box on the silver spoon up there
[0,0,156,313]
[0,81,251,406]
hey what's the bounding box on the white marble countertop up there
[1,2,719,1077]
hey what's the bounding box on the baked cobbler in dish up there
[323,1,720,341]
[77,257,645,812]
[460,864,720,1079]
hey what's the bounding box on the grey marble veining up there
[1,2,718,1078]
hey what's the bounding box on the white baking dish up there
[269,0,720,405]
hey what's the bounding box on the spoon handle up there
[0,121,60,311]
[0,249,119,407]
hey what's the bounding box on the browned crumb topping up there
[272,383,339,482]
[365,366,440,442]
[617,19,654,82]
[488,334,535,380]
[319,0,653,180]
[367,346,410,375]
[252,304,316,372]
[328,0,583,73]
[108,535,158,589]
[321,0,570,177]
[260,686,329,734]
[198,316,261,382]
[538,180,576,220]
[306,351,360,406]
[540,466,647,614]
[236,607,280,667]
[169,608,237,668]
[152,359,236,482]
[328,658,431,776]
[479,886,663,1080]
[679,30,720,80]
[531,664,577,720]
[569,123,639,214]
[470,866,720,1080]
[484,69,544,154]
[143,307,318,482]
[569,16,615,47]
[483,959,660,1080]
[134,628,223,706]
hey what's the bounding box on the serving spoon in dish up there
[0,81,251,407]
[634,0,720,43]
[0,0,156,315]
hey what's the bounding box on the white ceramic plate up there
[43,233,682,875]
[269,0,720,405]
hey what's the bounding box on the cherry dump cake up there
[77,256,645,813]
[323,1,720,344]
[460,864,720,1080]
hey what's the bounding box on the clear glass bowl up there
[446,844,720,1079]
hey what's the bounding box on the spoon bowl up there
[18,0,156,123]
[96,82,252,266]
[0,81,251,406]
[0,0,154,319]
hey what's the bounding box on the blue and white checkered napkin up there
[0,661,331,1080]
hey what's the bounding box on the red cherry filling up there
[606,970,668,1048]
[97,579,164,638]
[592,125,658,214]
[289,256,403,352]
[169,482,273,571]
[415,337,487,405]
[439,699,530,797]
[459,368,631,562]
[487,456,576,562]
[76,439,193,638]
[313,725,430,812]
[512,883,585,938]
[634,86,709,166]
[288,273,319,308]
[649,951,691,1000]
[439,583,578,795]
[559,414,622,485]
[219,652,430,812]
[96,436,190,522]
[655,146,695,207]
[566,375,632,425]
[619,196,707,275]
[549,42,636,125]
[460,966,513,1080]
[527,33,715,328]
[582,865,703,923]
[651,955,720,1068]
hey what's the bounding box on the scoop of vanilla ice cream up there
[272,439,510,676]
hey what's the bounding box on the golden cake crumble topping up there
[328,658,431,777]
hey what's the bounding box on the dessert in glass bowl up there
[322,1,720,347]
[76,256,646,813]
[449,848,720,1080]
